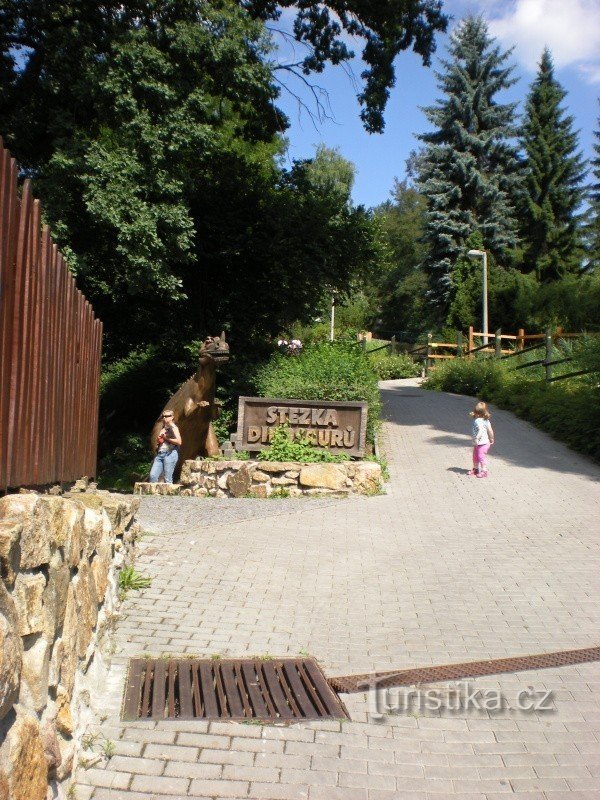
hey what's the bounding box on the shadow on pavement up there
[380,381,600,481]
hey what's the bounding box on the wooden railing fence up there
[407,326,594,382]
[0,138,102,492]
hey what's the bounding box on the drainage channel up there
[329,645,600,694]
[122,646,600,722]
[122,657,348,722]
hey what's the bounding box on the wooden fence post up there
[468,326,474,358]
[457,331,463,358]
[545,328,553,382]
[425,333,432,376]
[390,335,397,355]
[517,328,525,351]
[494,328,502,359]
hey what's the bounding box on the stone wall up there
[136,459,382,498]
[0,490,139,800]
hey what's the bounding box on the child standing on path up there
[469,401,494,478]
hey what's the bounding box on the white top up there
[472,417,492,445]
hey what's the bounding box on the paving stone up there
[143,742,200,761]
[188,778,250,797]
[109,755,164,776]
[250,783,309,799]
[163,760,222,779]
[129,774,189,794]
[71,379,600,800]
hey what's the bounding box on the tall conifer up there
[417,16,520,308]
[519,49,586,281]
[588,109,600,272]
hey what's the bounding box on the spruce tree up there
[588,108,600,272]
[416,16,521,309]
[519,49,586,281]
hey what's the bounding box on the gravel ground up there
[131,494,349,533]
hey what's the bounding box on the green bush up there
[97,433,150,491]
[423,358,509,397]
[254,341,381,443]
[258,425,348,463]
[369,352,420,380]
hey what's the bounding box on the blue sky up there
[274,0,600,209]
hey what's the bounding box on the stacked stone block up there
[135,459,383,498]
[0,491,138,800]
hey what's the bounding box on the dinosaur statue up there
[150,333,230,477]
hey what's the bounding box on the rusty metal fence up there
[0,138,102,491]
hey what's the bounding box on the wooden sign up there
[236,397,368,457]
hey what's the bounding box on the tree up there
[416,16,521,311]
[587,107,600,272]
[372,179,433,339]
[518,49,587,281]
[446,232,483,330]
[245,0,448,132]
[0,2,385,358]
[304,144,355,200]
[374,179,427,279]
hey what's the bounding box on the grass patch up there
[118,566,152,600]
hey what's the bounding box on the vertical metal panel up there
[0,141,102,491]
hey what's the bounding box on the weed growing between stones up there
[118,566,151,600]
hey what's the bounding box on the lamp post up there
[330,294,335,342]
[467,249,488,345]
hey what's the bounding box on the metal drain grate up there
[122,658,348,722]
[328,646,600,694]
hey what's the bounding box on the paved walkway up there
[74,380,600,800]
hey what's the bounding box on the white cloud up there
[578,63,600,84]
[481,0,600,81]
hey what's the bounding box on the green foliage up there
[588,108,600,271]
[255,341,381,443]
[97,434,150,491]
[531,273,600,330]
[245,1,448,134]
[258,425,348,463]
[417,16,521,309]
[118,566,152,599]
[518,49,586,281]
[424,358,510,398]
[369,352,420,380]
[213,407,236,446]
[379,269,435,342]
[304,145,355,200]
[446,232,484,330]
[372,179,434,338]
[1,3,388,362]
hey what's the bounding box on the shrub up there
[369,352,420,380]
[97,433,150,491]
[423,358,509,397]
[254,341,381,443]
[258,425,348,463]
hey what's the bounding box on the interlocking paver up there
[72,379,600,798]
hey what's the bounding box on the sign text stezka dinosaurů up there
[236,397,368,457]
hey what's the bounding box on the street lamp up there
[467,249,488,345]
[330,294,335,342]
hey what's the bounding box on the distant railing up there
[0,138,102,492]
[406,326,594,383]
